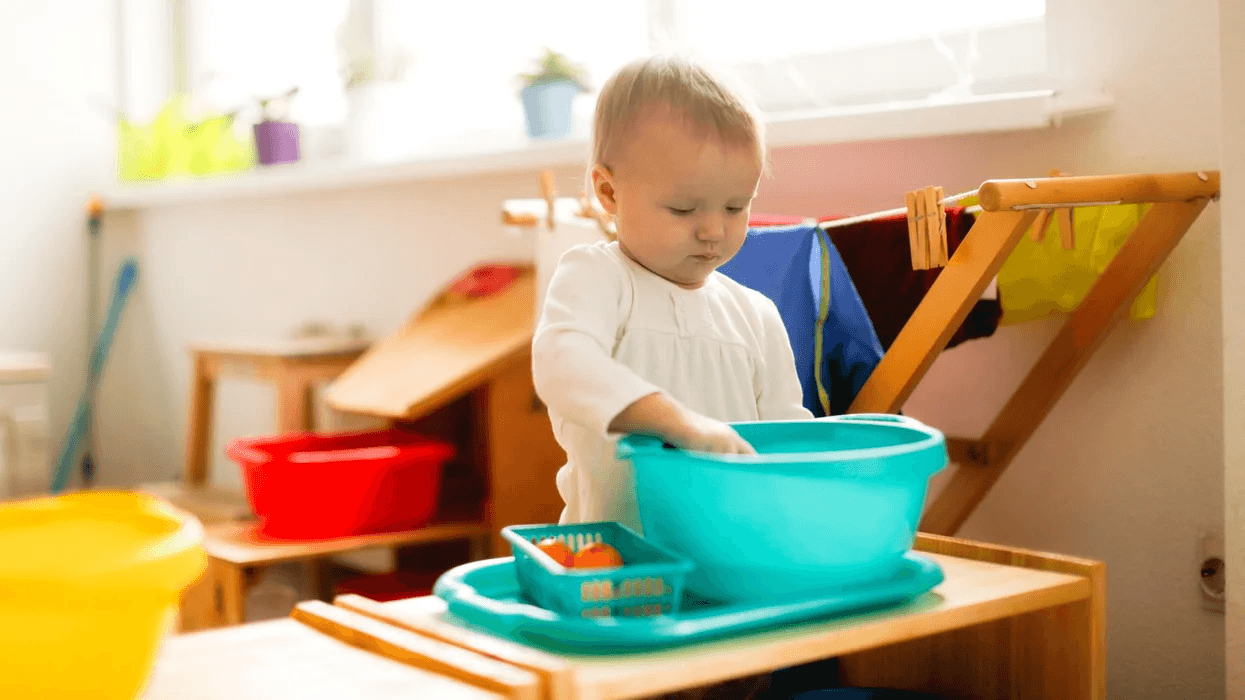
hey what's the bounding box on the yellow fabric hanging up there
[994,203,1157,325]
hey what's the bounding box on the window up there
[662,0,1049,112]
[122,0,1050,153]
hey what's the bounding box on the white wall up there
[1219,0,1244,696]
[755,1,1225,694]
[1,1,118,494]
[87,0,1224,696]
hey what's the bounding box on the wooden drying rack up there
[848,170,1220,535]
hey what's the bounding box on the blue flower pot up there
[520,80,581,140]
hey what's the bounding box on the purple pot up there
[253,121,301,165]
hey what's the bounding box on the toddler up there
[532,55,813,534]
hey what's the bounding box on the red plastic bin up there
[226,428,455,540]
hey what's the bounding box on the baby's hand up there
[670,412,756,455]
[609,393,756,455]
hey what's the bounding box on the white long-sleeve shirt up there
[532,241,812,532]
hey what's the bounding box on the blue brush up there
[50,256,139,493]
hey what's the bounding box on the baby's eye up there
[667,207,695,216]
[726,206,745,214]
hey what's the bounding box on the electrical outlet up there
[1200,532,1225,613]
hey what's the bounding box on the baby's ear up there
[591,164,619,214]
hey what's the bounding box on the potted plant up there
[518,49,590,140]
[252,87,301,165]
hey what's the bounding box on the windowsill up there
[101,89,1113,211]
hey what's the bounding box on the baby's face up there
[596,110,762,289]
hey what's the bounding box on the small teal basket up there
[502,522,695,619]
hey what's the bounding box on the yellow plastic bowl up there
[0,491,207,699]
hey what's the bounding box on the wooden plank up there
[136,482,253,523]
[324,269,537,421]
[977,170,1219,211]
[920,198,1211,536]
[143,618,505,700]
[914,533,1101,578]
[204,521,490,566]
[848,210,1037,414]
[292,600,541,700]
[840,534,1106,699]
[335,594,577,700]
[379,551,1089,700]
[944,437,1003,469]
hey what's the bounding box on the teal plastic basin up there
[616,414,947,603]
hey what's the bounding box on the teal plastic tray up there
[433,553,944,654]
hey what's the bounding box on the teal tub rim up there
[616,414,946,475]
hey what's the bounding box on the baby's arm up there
[610,393,755,455]
[533,246,753,454]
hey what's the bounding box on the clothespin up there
[539,170,557,231]
[905,190,925,270]
[1051,170,1076,250]
[501,210,539,227]
[906,185,948,269]
[928,185,948,266]
[1032,169,1075,249]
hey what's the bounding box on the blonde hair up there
[590,55,767,177]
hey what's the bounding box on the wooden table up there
[190,520,491,629]
[147,534,1105,699]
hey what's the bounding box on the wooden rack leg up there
[920,198,1212,535]
[848,210,1037,414]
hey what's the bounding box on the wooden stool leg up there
[276,364,315,434]
[184,354,215,485]
[307,558,330,601]
[215,559,250,626]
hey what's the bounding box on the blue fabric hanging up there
[719,224,884,417]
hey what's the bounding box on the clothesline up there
[814,189,980,231]
[751,189,980,232]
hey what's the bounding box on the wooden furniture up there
[139,337,371,632]
[324,268,567,557]
[184,337,371,485]
[143,534,1105,699]
[848,170,1220,535]
[187,520,492,629]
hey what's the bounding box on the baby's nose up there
[696,220,727,241]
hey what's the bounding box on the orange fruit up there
[573,542,624,569]
[536,538,574,567]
